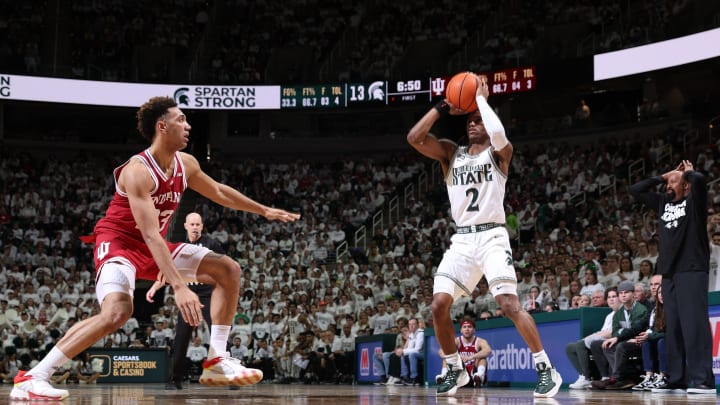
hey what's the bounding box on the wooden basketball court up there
[2,383,717,404]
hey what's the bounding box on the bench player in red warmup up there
[11,96,300,401]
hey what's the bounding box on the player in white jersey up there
[407,74,561,398]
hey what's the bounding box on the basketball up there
[445,72,478,112]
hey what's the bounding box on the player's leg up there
[483,230,561,398]
[433,244,480,395]
[473,358,488,387]
[11,262,134,401]
[174,244,262,386]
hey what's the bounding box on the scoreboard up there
[280,66,536,109]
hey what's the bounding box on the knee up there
[497,296,522,318]
[101,310,131,332]
[221,257,241,283]
[431,295,452,317]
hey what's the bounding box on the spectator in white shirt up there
[397,318,425,385]
[370,302,395,335]
[186,336,208,379]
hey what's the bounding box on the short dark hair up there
[136,96,177,141]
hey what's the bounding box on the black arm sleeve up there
[684,170,707,210]
[628,176,664,211]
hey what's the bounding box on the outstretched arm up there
[182,153,301,222]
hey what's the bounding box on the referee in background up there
[166,212,224,389]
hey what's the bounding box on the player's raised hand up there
[475,74,490,100]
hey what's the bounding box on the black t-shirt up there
[628,171,708,275]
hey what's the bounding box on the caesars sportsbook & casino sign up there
[0,74,280,110]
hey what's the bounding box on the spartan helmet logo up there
[368,81,385,101]
[173,87,190,106]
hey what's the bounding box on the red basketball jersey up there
[93,149,187,280]
[458,336,478,374]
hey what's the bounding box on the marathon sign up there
[0,73,281,110]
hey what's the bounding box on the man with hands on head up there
[629,160,715,394]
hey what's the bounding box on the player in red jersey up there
[10,96,300,401]
[435,320,492,388]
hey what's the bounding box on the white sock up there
[476,365,486,377]
[209,325,231,357]
[444,352,462,369]
[28,347,71,381]
[532,350,552,368]
[440,367,447,375]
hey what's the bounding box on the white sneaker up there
[10,371,70,401]
[568,375,591,389]
[647,374,666,390]
[386,376,399,385]
[632,374,653,391]
[199,352,263,386]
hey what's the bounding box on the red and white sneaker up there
[10,370,70,401]
[199,353,263,386]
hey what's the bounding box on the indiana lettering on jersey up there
[152,191,182,205]
[661,200,686,229]
[452,163,493,186]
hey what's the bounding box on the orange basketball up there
[445,72,478,112]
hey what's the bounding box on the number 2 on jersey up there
[465,188,480,212]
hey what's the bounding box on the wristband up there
[434,100,450,117]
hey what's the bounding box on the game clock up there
[387,79,432,104]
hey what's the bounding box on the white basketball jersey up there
[445,146,507,226]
